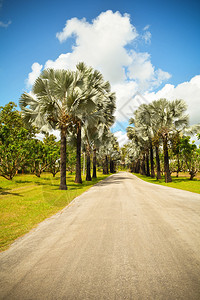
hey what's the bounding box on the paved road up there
[1,172,200,300]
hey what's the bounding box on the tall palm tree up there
[74,63,115,183]
[150,98,189,183]
[20,68,77,189]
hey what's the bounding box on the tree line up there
[0,63,120,187]
[1,62,199,186]
[123,98,200,181]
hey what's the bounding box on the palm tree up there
[150,98,189,183]
[74,63,115,183]
[20,68,77,189]
[20,63,115,189]
[131,104,156,178]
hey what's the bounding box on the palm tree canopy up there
[19,63,116,134]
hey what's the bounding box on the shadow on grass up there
[15,180,32,184]
[0,187,23,197]
[11,174,114,191]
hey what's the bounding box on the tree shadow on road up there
[95,175,130,186]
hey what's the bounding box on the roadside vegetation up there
[122,98,200,182]
[1,62,200,251]
[133,172,200,194]
[0,172,109,252]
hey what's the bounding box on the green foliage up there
[43,133,60,177]
[0,172,110,251]
[28,138,50,177]
[133,172,200,194]
[179,136,200,179]
[0,102,35,180]
[66,144,76,174]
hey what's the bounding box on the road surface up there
[0,172,200,299]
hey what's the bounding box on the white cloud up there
[26,10,171,123]
[27,62,43,87]
[113,81,138,122]
[0,20,11,28]
[114,131,128,147]
[143,24,150,31]
[144,75,200,125]
[44,10,170,89]
[142,31,151,44]
[127,51,171,91]
[48,11,138,84]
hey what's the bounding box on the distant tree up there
[43,133,60,177]
[28,138,49,177]
[0,102,35,180]
[180,136,200,180]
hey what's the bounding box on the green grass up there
[133,172,200,194]
[0,172,110,252]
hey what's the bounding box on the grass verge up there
[0,172,110,252]
[133,172,200,194]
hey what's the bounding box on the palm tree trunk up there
[103,155,109,174]
[92,148,97,178]
[110,159,114,173]
[86,149,92,181]
[135,159,140,173]
[75,122,82,184]
[150,142,155,178]
[146,152,150,176]
[83,152,86,176]
[155,146,162,179]
[176,154,180,177]
[163,134,172,183]
[105,155,109,174]
[59,128,67,190]
[140,155,146,175]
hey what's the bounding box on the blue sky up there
[0,0,200,143]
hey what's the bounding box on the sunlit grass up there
[133,172,200,194]
[0,172,109,252]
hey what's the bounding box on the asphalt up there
[0,172,200,300]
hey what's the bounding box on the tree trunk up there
[155,146,162,179]
[135,159,140,173]
[176,154,180,177]
[83,152,86,176]
[92,148,97,178]
[150,142,155,178]
[59,128,67,190]
[163,135,172,183]
[103,155,109,174]
[130,161,134,173]
[86,150,92,181]
[189,169,196,180]
[110,159,115,173]
[75,122,82,184]
[140,155,146,175]
[146,152,150,176]
[105,155,109,174]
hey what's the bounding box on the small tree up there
[180,137,200,180]
[43,133,60,177]
[0,102,35,180]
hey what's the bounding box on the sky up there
[0,0,200,146]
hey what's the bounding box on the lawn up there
[133,172,200,194]
[0,172,109,252]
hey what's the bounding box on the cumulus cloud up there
[143,75,200,125]
[48,11,137,84]
[127,51,171,91]
[26,10,171,124]
[27,62,43,87]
